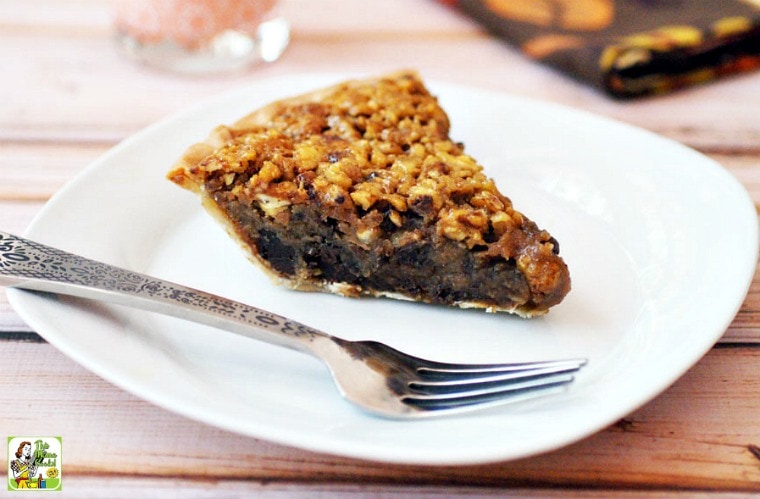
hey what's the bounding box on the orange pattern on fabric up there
[484,0,613,31]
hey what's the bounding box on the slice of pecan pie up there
[167,71,570,316]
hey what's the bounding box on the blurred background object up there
[445,0,760,98]
[113,0,290,73]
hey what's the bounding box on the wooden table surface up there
[2,1,760,496]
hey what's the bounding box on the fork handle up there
[0,231,327,354]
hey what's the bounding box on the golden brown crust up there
[168,71,570,316]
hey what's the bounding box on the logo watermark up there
[7,437,61,491]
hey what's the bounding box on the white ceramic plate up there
[9,75,758,465]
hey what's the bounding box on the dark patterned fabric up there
[445,0,760,98]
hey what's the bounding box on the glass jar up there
[114,0,290,73]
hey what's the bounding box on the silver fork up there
[0,231,586,418]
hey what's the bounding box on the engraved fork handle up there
[0,231,326,353]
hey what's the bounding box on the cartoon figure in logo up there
[9,441,38,489]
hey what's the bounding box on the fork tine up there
[410,362,586,394]
[416,358,587,381]
[401,357,586,412]
[403,372,577,411]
